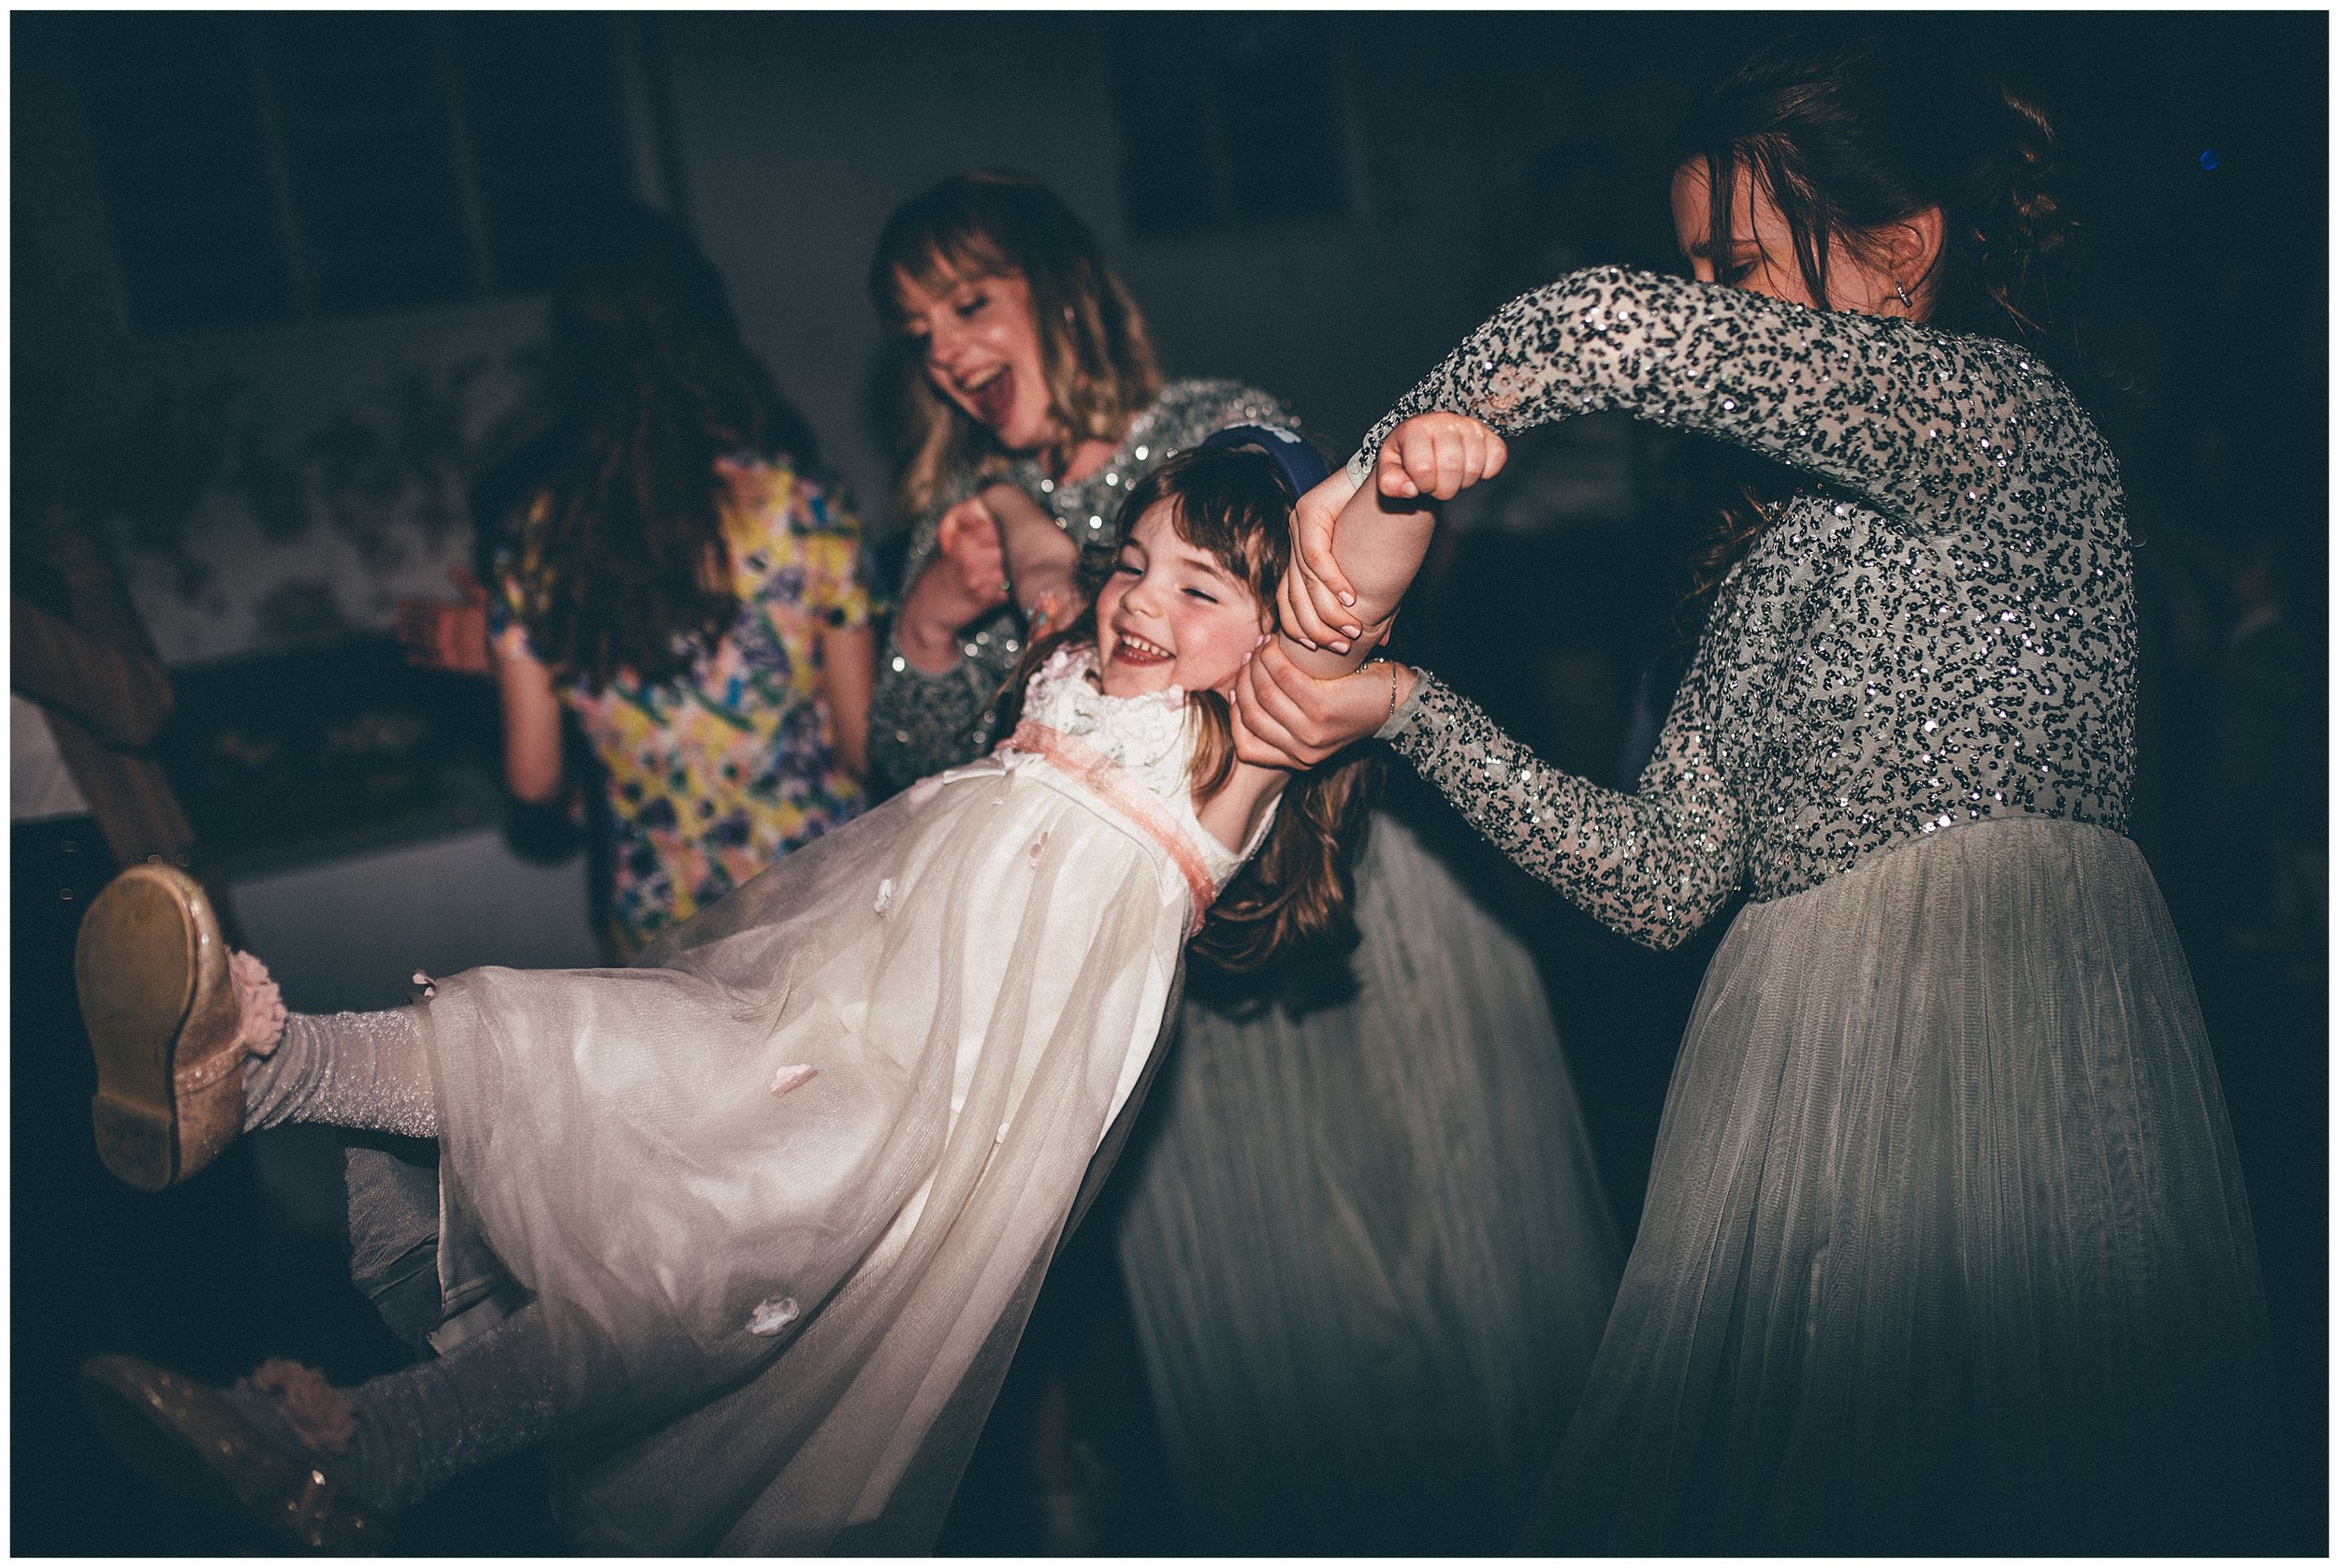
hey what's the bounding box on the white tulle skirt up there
[416,754,1186,1552]
[1521,815,2278,1554]
[1113,808,1624,1552]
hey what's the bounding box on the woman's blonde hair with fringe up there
[869,170,1162,522]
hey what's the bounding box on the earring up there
[1894,281,1914,312]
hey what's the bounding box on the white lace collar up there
[998,643,1275,896]
[1017,646,1191,797]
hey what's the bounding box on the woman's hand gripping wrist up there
[1231,635,1418,771]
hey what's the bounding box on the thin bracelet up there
[1366,658,1399,728]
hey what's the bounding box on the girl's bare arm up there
[1197,481,1438,851]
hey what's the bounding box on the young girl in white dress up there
[71,434,1445,1554]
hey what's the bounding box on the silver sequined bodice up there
[1361,268,2136,949]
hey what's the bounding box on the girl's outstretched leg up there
[76,862,440,1189]
[81,1303,570,1552]
[243,1009,436,1139]
[341,1300,565,1513]
[76,863,280,1190]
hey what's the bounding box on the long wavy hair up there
[997,447,1377,972]
[1681,22,2080,603]
[868,170,1161,521]
[512,200,818,692]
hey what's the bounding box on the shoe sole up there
[74,864,234,1192]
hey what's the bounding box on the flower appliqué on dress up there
[747,1296,801,1336]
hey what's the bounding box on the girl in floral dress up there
[485,202,873,958]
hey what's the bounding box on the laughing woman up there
[866,171,1621,1553]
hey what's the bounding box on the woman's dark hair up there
[868,170,1161,520]
[1681,23,2077,608]
[1686,22,2072,341]
[513,199,818,692]
[997,445,1376,973]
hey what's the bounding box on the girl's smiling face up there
[1095,501,1270,700]
[892,264,1058,455]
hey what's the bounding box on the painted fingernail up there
[1338,592,1356,607]
[1330,640,1350,654]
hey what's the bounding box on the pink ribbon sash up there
[1001,721,1219,936]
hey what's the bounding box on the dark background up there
[11,10,2326,1554]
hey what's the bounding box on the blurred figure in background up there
[2207,525,2323,978]
[403,201,874,959]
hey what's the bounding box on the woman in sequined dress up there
[1246,30,2274,1555]
[868,171,1621,1553]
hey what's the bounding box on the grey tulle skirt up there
[1522,815,2276,1555]
[1116,808,1624,1553]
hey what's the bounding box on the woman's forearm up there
[1386,672,1744,951]
[1351,266,2035,535]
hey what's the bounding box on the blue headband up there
[1200,423,1332,501]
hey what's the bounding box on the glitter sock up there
[242,1009,438,1139]
[341,1302,567,1514]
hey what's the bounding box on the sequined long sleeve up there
[870,379,1297,796]
[1389,664,1745,951]
[1367,267,2137,942]
[1350,267,2092,535]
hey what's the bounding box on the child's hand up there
[934,497,1010,608]
[1375,413,1506,501]
[895,498,1008,671]
[1232,638,1413,769]
[1281,466,1364,650]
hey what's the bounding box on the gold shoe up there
[75,863,244,1191]
[80,1354,383,1554]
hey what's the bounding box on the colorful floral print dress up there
[491,454,869,953]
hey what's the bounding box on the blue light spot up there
[2200,149,2221,171]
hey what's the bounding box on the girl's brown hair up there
[516,200,819,692]
[997,446,1376,972]
[868,170,1162,521]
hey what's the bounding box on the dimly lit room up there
[11,9,2326,1555]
